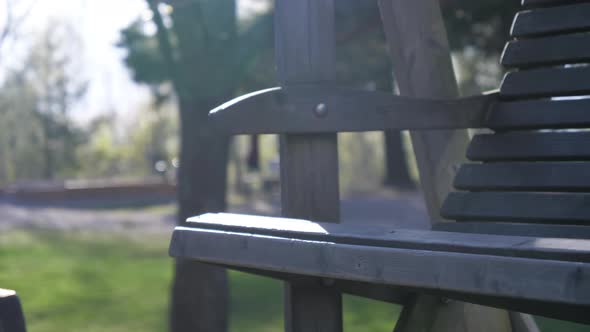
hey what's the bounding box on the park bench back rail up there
[170,0,590,330]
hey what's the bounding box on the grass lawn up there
[0,230,587,331]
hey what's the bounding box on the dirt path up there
[0,191,429,233]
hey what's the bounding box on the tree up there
[0,68,44,184]
[26,22,87,179]
[119,1,272,331]
[0,20,86,183]
[0,0,37,67]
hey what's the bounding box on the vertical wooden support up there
[378,1,537,332]
[378,0,467,223]
[275,1,343,331]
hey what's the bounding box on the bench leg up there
[285,282,342,332]
[509,312,540,332]
[393,295,531,332]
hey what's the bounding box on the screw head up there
[314,103,328,118]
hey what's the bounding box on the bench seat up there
[170,213,590,324]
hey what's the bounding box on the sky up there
[0,0,269,124]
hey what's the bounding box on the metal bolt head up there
[440,297,452,305]
[314,103,328,118]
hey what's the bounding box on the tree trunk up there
[383,131,414,189]
[247,135,259,171]
[41,117,54,180]
[146,1,237,330]
[170,98,230,332]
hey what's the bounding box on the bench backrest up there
[440,1,590,237]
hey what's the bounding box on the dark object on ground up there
[0,289,27,332]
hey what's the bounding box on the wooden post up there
[275,1,343,331]
[378,0,467,222]
[378,1,537,332]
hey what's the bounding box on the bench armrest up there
[208,86,497,135]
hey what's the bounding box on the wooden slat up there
[501,33,590,67]
[169,226,590,315]
[522,0,590,8]
[433,222,590,240]
[220,262,590,325]
[441,192,590,224]
[511,3,590,37]
[454,162,590,192]
[186,213,590,262]
[467,131,590,162]
[500,66,590,98]
[220,264,412,305]
[487,98,590,130]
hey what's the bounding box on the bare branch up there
[0,0,14,48]
[0,0,38,52]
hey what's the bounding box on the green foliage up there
[442,1,520,55]
[0,20,87,184]
[118,1,274,100]
[75,103,179,178]
[118,20,170,86]
[0,70,45,183]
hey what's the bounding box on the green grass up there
[0,230,587,332]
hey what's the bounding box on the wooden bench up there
[170,0,590,330]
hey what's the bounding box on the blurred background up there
[1,0,587,331]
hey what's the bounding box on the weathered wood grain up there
[511,3,590,37]
[169,227,590,322]
[378,1,523,331]
[468,131,590,162]
[202,256,590,323]
[442,192,590,224]
[454,162,590,192]
[487,98,590,130]
[501,66,590,98]
[378,0,469,224]
[521,0,584,8]
[501,33,590,67]
[186,213,590,262]
[433,221,590,239]
[274,0,342,331]
[208,86,494,134]
[216,263,413,305]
